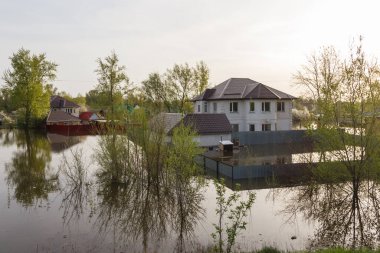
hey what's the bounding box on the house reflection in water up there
[198,142,317,190]
[46,133,86,153]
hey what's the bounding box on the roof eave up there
[197,131,232,135]
[194,97,296,101]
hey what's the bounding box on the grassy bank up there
[200,247,380,253]
[251,247,380,253]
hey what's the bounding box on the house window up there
[262,102,270,112]
[230,102,238,113]
[262,124,271,131]
[277,101,285,112]
[250,102,255,112]
[197,104,201,112]
[213,102,217,113]
[231,124,239,132]
[204,102,208,113]
[249,124,255,131]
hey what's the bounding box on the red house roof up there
[79,112,93,120]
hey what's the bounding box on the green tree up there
[294,39,380,167]
[95,51,129,122]
[141,72,175,112]
[193,60,210,96]
[294,46,342,128]
[57,91,86,107]
[2,48,57,128]
[141,61,209,114]
[85,89,107,110]
[212,179,255,253]
[94,109,205,252]
[293,39,380,249]
[167,63,195,113]
[0,88,14,113]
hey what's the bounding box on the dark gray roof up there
[47,110,81,123]
[50,95,81,108]
[193,78,296,101]
[169,113,232,135]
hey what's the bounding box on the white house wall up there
[193,134,232,147]
[166,134,232,147]
[194,100,292,131]
[52,107,80,118]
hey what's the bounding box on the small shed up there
[219,140,233,152]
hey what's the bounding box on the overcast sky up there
[1,0,380,96]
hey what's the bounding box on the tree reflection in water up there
[59,147,94,224]
[5,130,58,207]
[273,153,380,250]
[93,117,205,252]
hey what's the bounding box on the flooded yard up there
[0,129,378,252]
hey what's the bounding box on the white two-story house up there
[50,95,81,118]
[192,78,296,132]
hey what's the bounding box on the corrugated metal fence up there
[195,154,312,180]
[232,130,309,145]
[195,130,313,180]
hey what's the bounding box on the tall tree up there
[95,52,129,122]
[85,89,107,110]
[2,48,57,128]
[294,40,380,250]
[141,61,209,114]
[167,63,194,113]
[193,61,210,96]
[294,46,342,128]
[141,72,175,112]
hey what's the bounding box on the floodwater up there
[0,129,377,252]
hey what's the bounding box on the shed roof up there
[193,78,296,101]
[47,110,81,123]
[169,113,232,135]
[150,113,183,134]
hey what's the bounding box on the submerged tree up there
[277,179,380,249]
[93,109,205,252]
[59,148,93,224]
[2,48,57,128]
[294,38,380,176]
[292,38,380,249]
[212,179,255,253]
[95,51,130,122]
